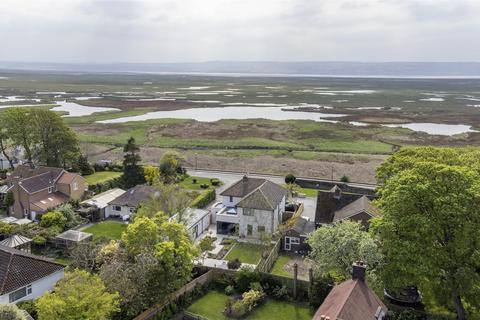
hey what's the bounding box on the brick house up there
[5,165,86,220]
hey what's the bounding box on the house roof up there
[108,185,156,207]
[81,188,126,209]
[30,192,69,212]
[333,196,380,222]
[0,245,63,295]
[313,278,387,320]
[9,165,64,194]
[57,172,78,184]
[291,216,315,235]
[55,229,92,242]
[0,235,32,248]
[223,176,287,211]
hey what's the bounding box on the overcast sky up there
[1,0,479,63]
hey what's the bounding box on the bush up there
[210,178,220,186]
[192,178,197,184]
[309,273,335,308]
[272,285,290,300]
[285,173,296,184]
[242,289,264,311]
[200,183,209,189]
[227,258,242,270]
[40,211,67,229]
[225,285,235,296]
[17,300,37,319]
[249,282,263,292]
[340,175,350,183]
[32,235,47,246]
[235,267,260,293]
[191,188,216,208]
[0,304,28,320]
[228,299,248,318]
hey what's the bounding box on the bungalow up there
[106,185,156,220]
[313,262,387,320]
[5,165,86,220]
[215,175,287,238]
[0,245,64,304]
[81,188,126,220]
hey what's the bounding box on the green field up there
[83,221,127,240]
[84,171,123,185]
[224,243,264,265]
[187,291,313,320]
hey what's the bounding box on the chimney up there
[242,174,248,195]
[352,261,366,281]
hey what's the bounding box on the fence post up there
[293,263,298,300]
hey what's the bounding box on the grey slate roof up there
[234,178,287,211]
[0,245,63,295]
[220,176,267,198]
[333,196,380,222]
[8,165,65,194]
[291,216,316,235]
[108,185,156,207]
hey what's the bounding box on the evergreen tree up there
[76,154,94,175]
[122,137,145,188]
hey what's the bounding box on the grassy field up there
[270,254,294,278]
[84,171,123,184]
[224,242,264,265]
[179,176,222,190]
[187,291,313,320]
[83,221,127,240]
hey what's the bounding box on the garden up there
[82,220,127,240]
[224,242,265,265]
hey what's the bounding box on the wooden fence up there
[134,270,214,320]
[256,238,281,273]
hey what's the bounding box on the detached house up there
[215,176,287,238]
[0,245,64,304]
[106,185,156,220]
[6,165,86,220]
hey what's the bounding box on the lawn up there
[179,176,222,190]
[270,254,293,278]
[224,242,264,265]
[187,291,313,320]
[84,171,122,185]
[83,221,127,240]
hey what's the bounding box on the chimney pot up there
[352,261,366,282]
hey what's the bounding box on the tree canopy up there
[122,137,145,188]
[373,147,480,320]
[35,269,119,320]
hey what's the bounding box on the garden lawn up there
[224,242,264,265]
[84,171,122,185]
[179,176,221,190]
[270,254,293,278]
[186,291,313,320]
[83,221,127,240]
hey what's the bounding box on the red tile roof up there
[31,192,69,212]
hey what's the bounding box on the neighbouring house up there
[0,235,32,253]
[106,185,156,220]
[313,262,387,320]
[81,188,126,220]
[5,165,86,220]
[315,185,379,229]
[215,176,287,238]
[54,229,93,248]
[283,215,315,254]
[171,207,211,240]
[0,245,64,304]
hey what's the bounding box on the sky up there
[0,0,479,64]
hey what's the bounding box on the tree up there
[0,113,15,169]
[340,175,350,183]
[2,108,36,163]
[136,182,191,218]
[35,269,119,320]
[69,241,102,272]
[122,216,159,257]
[0,304,28,320]
[285,173,296,184]
[40,211,67,229]
[373,149,480,320]
[122,137,145,188]
[159,151,184,183]
[144,165,160,185]
[75,154,94,175]
[3,191,14,208]
[285,182,300,201]
[308,221,382,279]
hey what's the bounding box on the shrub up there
[32,235,47,246]
[191,188,216,208]
[200,183,209,189]
[0,304,28,320]
[227,258,242,270]
[272,285,290,300]
[192,178,197,184]
[17,300,37,319]
[210,178,220,186]
[235,267,260,293]
[225,285,235,296]
[309,273,335,308]
[285,173,296,184]
[229,300,247,318]
[242,289,264,311]
[249,282,263,292]
[40,211,67,229]
[340,175,350,183]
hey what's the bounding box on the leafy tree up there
[55,204,82,229]
[285,183,300,201]
[144,165,160,185]
[308,221,382,279]
[0,304,28,320]
[122,216,159,257]
[3,191,14,208]
[75,154,94,175]
[199,235,215,254]
[285,173,296,184]
[373,149,480,320]
[159,151,185,183]
[69,241,102,272]
[122,137,145,188]
[136,182,190,218]
[40,211,67,229]
[0,221,14,236]
[2,108,36,163]
[35,269,119,320]
[0,114,15,169]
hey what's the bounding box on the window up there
[290,237,300,245]
[24,208,29,216]
[48,186,53,193]
[9,285,29,303]
[113,205,122,212]
[229,196,233,202]
[26,285,32,295]
[243,208,254,216]
[247,224,253,236]
[257,225,265,233]
[129,207,135,213]
[73,182,78,191]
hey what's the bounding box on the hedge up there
[88,177,123,194]
[191,188,216,208]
